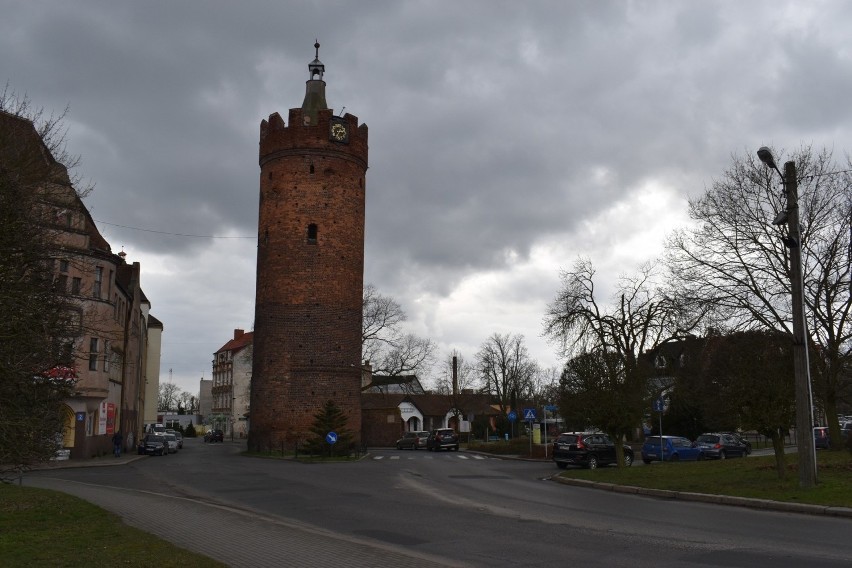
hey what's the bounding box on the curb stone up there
[550,475,852,518]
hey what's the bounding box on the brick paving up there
[25,476,466,568]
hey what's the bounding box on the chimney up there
[234,329,245,340]
[452,356,458,398]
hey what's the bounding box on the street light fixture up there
[757,146,818,488]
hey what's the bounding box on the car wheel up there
[396,443,401,450]
[556,462,568,469]
[719,450,726,460]
[697,453,705,461]
[587,455,598,469]
[642,458,652,464]
[624,453,633,467]
[452,445,459,451]
[670,453,679,462]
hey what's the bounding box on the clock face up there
[330,122,348,143]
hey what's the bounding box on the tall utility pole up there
[783,160,818,488]
[758,148,817,488]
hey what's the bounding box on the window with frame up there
[103,340,110,372]
[94,266,103,298]
[89,337,99,371]
[307,223,318,243]
[59,259,69,273]
[71,277,82,295]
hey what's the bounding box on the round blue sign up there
[325,431,338,445]
[507,411,517,422]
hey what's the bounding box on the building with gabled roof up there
[360,392,503,446]
[0,109,160,458]
[212,329,253,438]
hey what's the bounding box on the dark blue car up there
[641,435,705,463]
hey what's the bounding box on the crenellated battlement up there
[259,107,368,168]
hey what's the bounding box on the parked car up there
[396,431,430,450]
[426,428,459,451]
[641,435,705,463]
[163,433,179,453]
[721,432,752,455]
[167,429,184,449]
[137,434,167,456]
[695,433,749,459]
[552,432,634,469]
[205,429,224,443]
[814,426,831,449]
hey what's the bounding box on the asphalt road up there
[25,439,852,567]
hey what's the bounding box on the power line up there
[94,219,255,239]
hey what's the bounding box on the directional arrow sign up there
[325,431,338,445]
[507,411,517,423]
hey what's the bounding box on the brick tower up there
[248,43,367,451]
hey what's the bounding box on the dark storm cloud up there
[3,0,851,392]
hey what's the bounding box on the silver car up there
[163,433,179,453]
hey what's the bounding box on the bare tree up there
[0,83,92,196]
[0,96,82,480]
[531,366,561,408]
[158,382,181,412]
[177,391,194,414]
[543,259,690,464]
[666,146,852,447]
[476,333,538,413]
[361,283,436,376]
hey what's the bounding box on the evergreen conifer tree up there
[304,400,352,457]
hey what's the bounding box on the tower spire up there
[302,40,328,125]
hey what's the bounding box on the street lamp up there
[757,146,818,488]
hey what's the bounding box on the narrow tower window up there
[307,223,318,243]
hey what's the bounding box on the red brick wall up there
[361,408,403,448]
[249,107,368,451]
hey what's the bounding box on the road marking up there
[390,456,399,460]
[373,456,384,460]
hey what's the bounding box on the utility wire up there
[94,219,255,239]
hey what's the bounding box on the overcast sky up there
[3,1,851,395]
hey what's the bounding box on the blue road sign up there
[507,411,517,422]
[544,405,558,412]
[523,408,537,422]
[325,431,338,445]
[653,398,664,412]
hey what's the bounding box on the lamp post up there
[757,147,817,488]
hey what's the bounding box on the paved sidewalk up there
[25,476,465,568]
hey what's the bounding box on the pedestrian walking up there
[112,431,122,457]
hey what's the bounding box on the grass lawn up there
[0,484,226,567]
[556,450,852,507]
